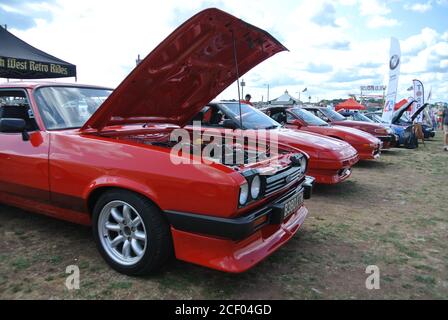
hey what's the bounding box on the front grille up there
[264,165,303,196]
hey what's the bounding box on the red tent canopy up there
[394,99,408,111]
[335,98,366,111]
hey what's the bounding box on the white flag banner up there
[382,37,401,123]
[412,79,424,123]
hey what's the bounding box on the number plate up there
[284,192,304,218]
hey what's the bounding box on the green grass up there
[108,281,133,290]
[48,255,63,265]
[414,275,436,286]
[11,258,31,270]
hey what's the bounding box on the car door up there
[0,88,50,203]
[313,109,331,123]
[284,111,301,129]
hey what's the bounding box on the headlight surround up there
[238,172,266,207]
[299,155,308,174]
[250,175,261,199]
[239,183,249,206]
[290,153,308,174]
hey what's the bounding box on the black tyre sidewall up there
[92,189,172,276]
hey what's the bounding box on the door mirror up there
[223,119,237,129]
[0,118,29,141]
[288,119,303,128]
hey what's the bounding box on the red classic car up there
[0,9,312,274]
[303,106,397,148]
[191,102,360,184]
[262,106,382,160]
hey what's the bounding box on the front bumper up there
[377,134,397,148]
[307,153,358,184]
[168,184,310,272]
[356,144,381,160]
[165,182,310,241]
[171,205,308,273]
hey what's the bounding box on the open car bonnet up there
[391,99,415,124]
[81,8,287,132]
[410,103,429,122]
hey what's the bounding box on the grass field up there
[1,133,447,299]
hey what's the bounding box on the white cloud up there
[359,0,399,29]
[367,16,400,28]
[360,0,391,16]
[404,1,433,13]
[401,27,439,54]
[442,31,448,41]
[0,4,22,14]
[398,28,448,102]
[1,0,447,102]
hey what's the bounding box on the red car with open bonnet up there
[192,102,359,184]
[262,106,382,160]
[303,106,396,149]
[0,9,313,275]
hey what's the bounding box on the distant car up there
[338,110,399,146]
[191,102,360,184]
[261,106,382,160]
[365,104,435,144]
[364,111,406,147]
[364,111,386,124]
[303,106,397,148]
[390,106,435,139]
[389,101,432,148]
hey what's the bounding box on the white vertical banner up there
[382,37,401,123]
[412,79,424,123]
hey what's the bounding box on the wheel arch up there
[84,178,160,215]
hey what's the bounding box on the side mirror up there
[288,119,303,128]
[0,118,29,141]
[223,119,237,129]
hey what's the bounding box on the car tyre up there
[92,189,173,275]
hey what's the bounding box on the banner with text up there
[0,56,76,79]
[412,79,424,123]
[382,37,401,123]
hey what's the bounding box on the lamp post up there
[241,79,246,98]
[265,83,270,103]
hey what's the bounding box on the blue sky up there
[1,0,447,102]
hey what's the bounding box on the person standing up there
[243,94,253,106]
[443,106,448,151]
[438,108,444,130]
[430,108,437,131]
